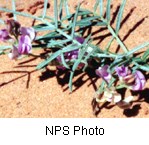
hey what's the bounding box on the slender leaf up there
[68,71,74,92]
[134,62,149,72]
[0,46,11,50]
[0,7,41,20]
[106,0,111,22]
[59,0,64,20]
[64,0,70,16]
[36,43,82,70]
[12,0,17,20]
[68,34,91,91]
[47,39,71,47]
[99,0,103,16]
[54,0,58,28]
[42,0,49,19]
[94,0,99,13]
[116,0,127,34]
[142,48,149,61]
[36,50,62,70]
[33,24,55,32]
[77,16,101,24]
[60,53,70,69]
[71,3,80,38]
[127,42,149,56]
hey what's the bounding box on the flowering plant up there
[0,0,148,115]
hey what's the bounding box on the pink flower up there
[8,45,20,60]
[131,71,146,91]
[0,29,11,41]
[115,65,131,77]
[18,35,32,54]
[96,65,112,83]
[20,27,36,41]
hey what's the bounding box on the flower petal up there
[8,46,20,60]
[96,65,111,83]
[18,35,32,54]
[132,71,146,91]
[20,27,36,41]
[0,29,11,41]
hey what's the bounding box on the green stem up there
[107,25,128,53]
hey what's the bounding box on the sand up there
[0,0,149,118]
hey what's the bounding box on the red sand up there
[0,0,149,118]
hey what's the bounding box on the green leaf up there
[36,50,62,70]
[60,53,70,69]
[68,34,91,91]
[126,42,149,56]
[94,0,100,13]
[47,39,71,47]
[0,45,11,50]
[68,71,74,92]
[33,24,55,32]
[36,43,81,70]
[116,0,127,34]
[99,0,103,16]
[71,3,80,38]
[0,8,41,20]
[77,16,101,24]
[64,0,70,16]
[42,0,49,19]
[142,48,149,61]
[12,0,17,20]
[106,0,111,22]
[54,0,58,28]
[59,0,64,20]
[134,63,149,72]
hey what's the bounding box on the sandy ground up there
[0,0,149,118]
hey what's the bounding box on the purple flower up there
[56,37,85,70]
[0,29,11,41]
[96,65,112,83]
[18,35,32,54]
[116,65,131,77]
[8,45,20,60]
[75,36,85,44]
[20,27,36,41]
[131,71,146,91]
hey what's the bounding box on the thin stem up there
[107,24,128,53]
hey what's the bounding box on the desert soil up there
[0,0,149,117]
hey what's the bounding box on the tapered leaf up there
[94,0,100,13]
[36,43,82,70]
[71,3,80,38]
[64,0,70,16]
[59,0,64,20]
[77,16,101,24]
[42,0,49,19]
[0,8,41,20]
[12,0,17,20]
[116,0,127,34]
[127,42,149,56]
[54,0,58,28]
[33,24,55,32]
[106,0,111,22]
[0,46,11,50]
[68,34,91,91]
[60,53,70,69]
[142,48,149,61]
[99,0,103,16]
[36,50,62,69]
